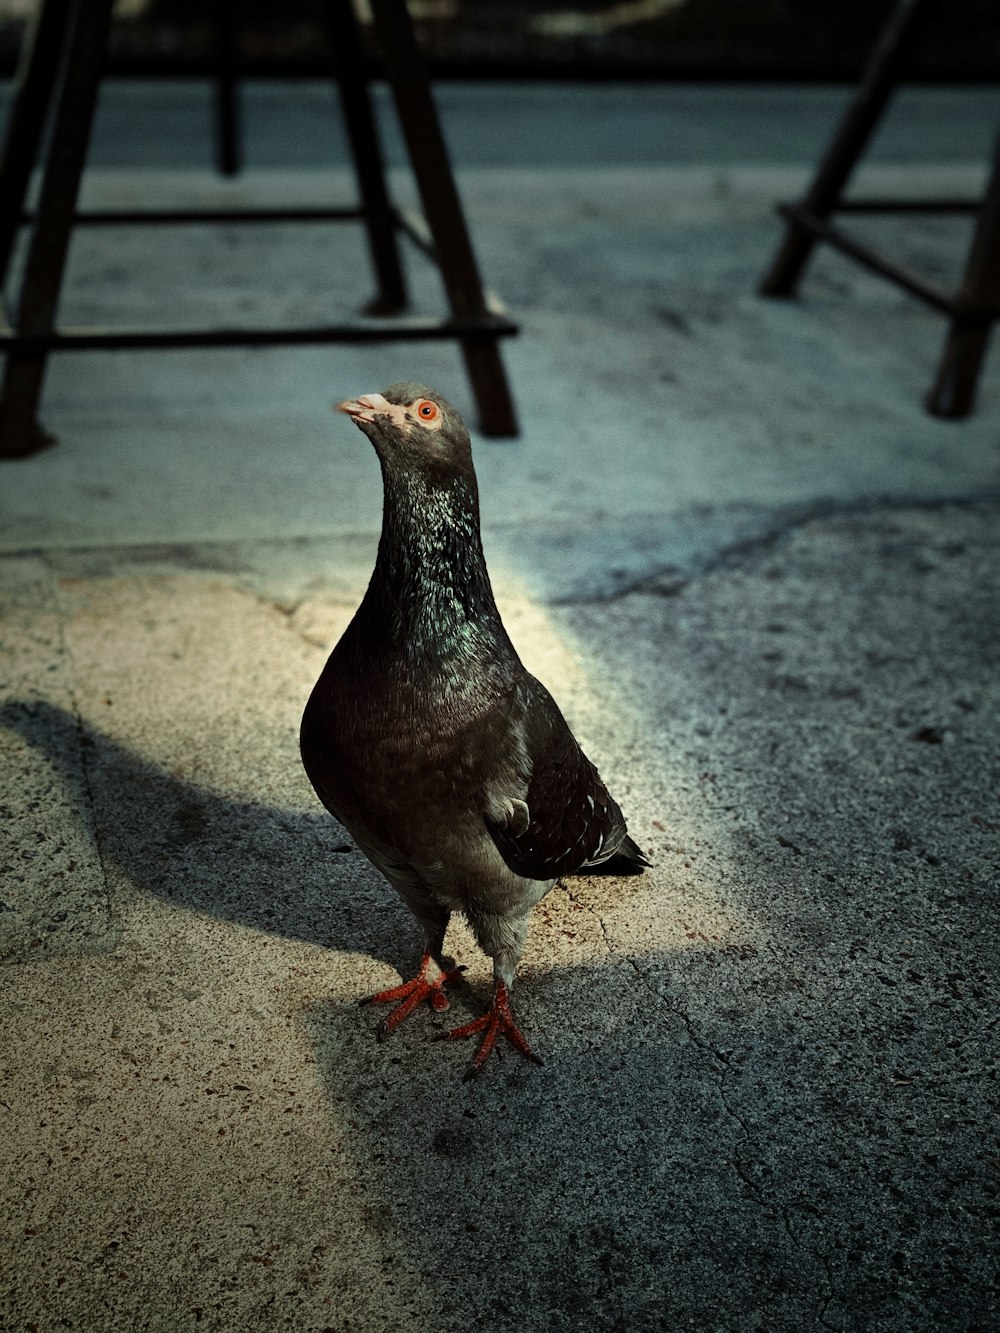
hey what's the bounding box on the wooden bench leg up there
[927,135,1000,418]
[759,0,926,298]
[368,0,517,436]
[0,0,116,458]
[212,0,241,177]
[325,0,408,315]
[0,0,74,289]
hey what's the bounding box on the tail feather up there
[620,834,653,868]
[584,832,652,877]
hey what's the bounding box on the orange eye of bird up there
[416,400,438,421]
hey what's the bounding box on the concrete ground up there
[1,83,998,1331]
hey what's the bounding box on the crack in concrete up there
[556,876,841,1324]
[816,1253,839,1331]
[922,1061,999,1085]
[714,1060,839,1328]
[47,556,116,931]
[8,494,998,623]
[549,491,1000,606]
[557,878,620,962]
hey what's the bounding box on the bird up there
[299,382,650,1077]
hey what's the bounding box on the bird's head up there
[336,382,473,483]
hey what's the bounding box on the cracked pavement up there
[2,82,999,1331]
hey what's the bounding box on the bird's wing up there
[486,675,645,881]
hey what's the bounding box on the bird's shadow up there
[0,698,419,975]
[0,698,646,979]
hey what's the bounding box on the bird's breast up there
[301,650,524,859]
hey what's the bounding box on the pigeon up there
[300,382,650,1076]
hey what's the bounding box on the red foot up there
[359,952,465,1040]
[435,981,543,1079]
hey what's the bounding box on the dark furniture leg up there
[759,0,927,298]
[927,135,1000,418]
[0,0,518,452]
[369,0,517,436]
[324,0,407,314]
[213,0,241,177]
[0,0,115,458]
[0,0,73,286]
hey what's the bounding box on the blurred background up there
[1,0,999,79]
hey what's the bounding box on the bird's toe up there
[359,953,465,1040]
[436,982,541,1076]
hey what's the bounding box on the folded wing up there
[486,676,649,881]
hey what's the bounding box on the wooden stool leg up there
[212,0,241,177]
[927,136,1000,418]
[0,0,74,286]
[368,0,517,437]
[0,0,115,458]
[759,0,927,298]
[324,0,407,315]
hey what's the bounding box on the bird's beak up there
[336,393,391,424]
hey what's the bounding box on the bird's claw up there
[360,954,465,1039]
[435,981,542,1077]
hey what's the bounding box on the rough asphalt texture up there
[1,84,998,1331]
